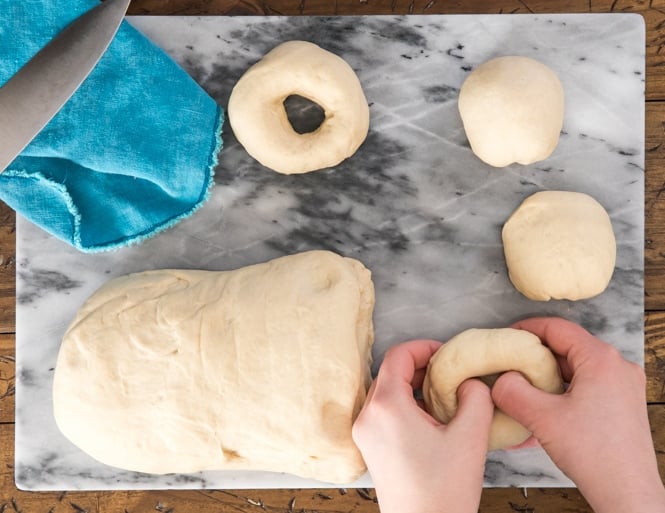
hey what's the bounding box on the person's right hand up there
[492,317,665,513]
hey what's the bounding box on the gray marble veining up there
[15,14,644,490]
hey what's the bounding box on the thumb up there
[492,371,557,433]
[448,379,494,440]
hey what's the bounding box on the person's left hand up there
[352,340,494,513]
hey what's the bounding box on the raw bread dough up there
[423,328,564,451]
[458,56,564,167]
[228,40,370,174]
[502,190,616,301]
[53,250,375,484]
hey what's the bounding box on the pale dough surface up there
[502,190,616,301]
[53,250,375,484]
[423,328,563,451]
[228,40,370,174]
[458,55,564,167]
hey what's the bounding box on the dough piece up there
[228,40,370,174]
[502,190,616,301]
[458,56,564,167]
[53,250,375,484]
[423,328,563,451]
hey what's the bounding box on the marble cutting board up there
[15,13,645,491]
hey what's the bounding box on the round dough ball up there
[458,56,564,167]
[228,40,370,175]
[502,191,616,301]
[423,328,564,451]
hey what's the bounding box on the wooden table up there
[1,1,664,511]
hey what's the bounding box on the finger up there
[371,339,442,409]
[492,370,561,433]
[554,353,574,383]
[448,379,494,441]
[355,344,442,441]
[412,368,427,391]
[511,317,605,377]
[363,376,378,405]
[381,339,443,372]
[505,435,541,450]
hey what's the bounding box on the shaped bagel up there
[228,40,370,174]
[423,328,564,451]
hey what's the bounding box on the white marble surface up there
[15,14,645,490]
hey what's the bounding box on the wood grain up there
[0,204,14,335]
[646,102,665,311]
[646,7,665,102]
[0,334,13,424]
[646,312,665,403]
[126,0,664,16]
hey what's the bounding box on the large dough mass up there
[53,250,375,483]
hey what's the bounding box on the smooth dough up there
[423,328,564,451]
[502,190,616,301]
[458,56,564,167]
[228,40,370,174]
[53,250,375,484]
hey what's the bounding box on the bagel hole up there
[479,373,500,388]
[283,95,326,134]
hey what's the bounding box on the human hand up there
[492,317,665,513]
[352,340,494,513]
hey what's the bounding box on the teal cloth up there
[0,0,224,252]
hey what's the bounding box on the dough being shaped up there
[53,250,375,484]
[458,56,564,167]
[502,190,616,301]
[423,328,564,451]
[228,40,370,174]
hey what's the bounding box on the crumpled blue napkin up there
[0,0,224,252]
